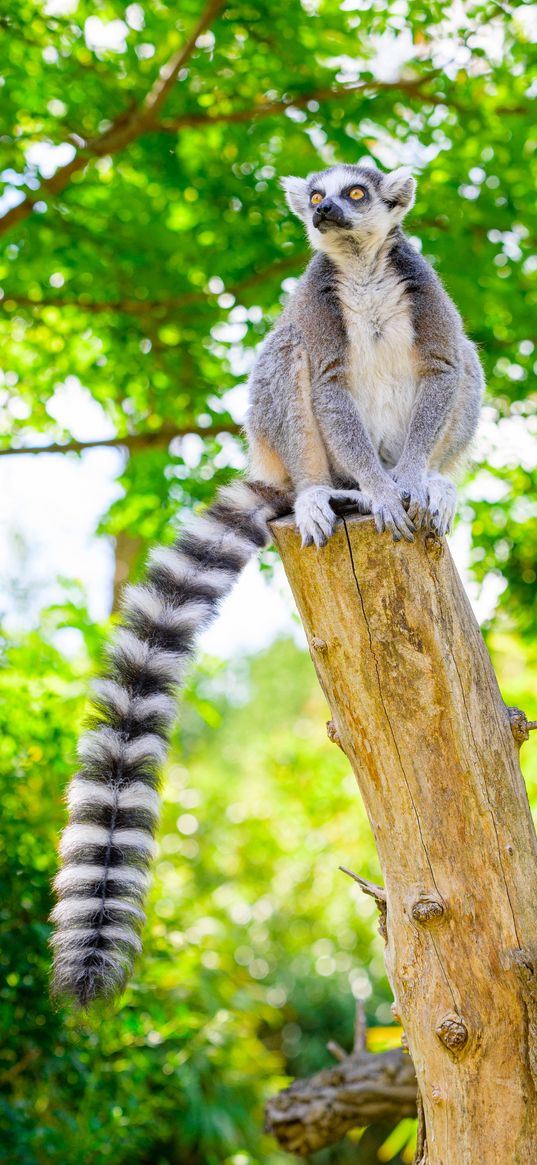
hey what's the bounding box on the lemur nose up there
[312,197,345,230]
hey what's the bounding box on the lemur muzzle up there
[312,198,347,228]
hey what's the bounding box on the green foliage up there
[2,623,535,1163]
[1,2,537,1162]
[0,628,394,1164]
[0,0,536,622]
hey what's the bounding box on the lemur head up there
[281,163,416,255]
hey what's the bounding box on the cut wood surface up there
[271,513,537,1164]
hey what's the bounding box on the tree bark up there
[265,1046,416,1156]
[271,513,537,1164]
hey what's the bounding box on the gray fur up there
[248,162,483,544]
[53,162,483,1006]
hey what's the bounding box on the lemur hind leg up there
[426,473,457,536]
[247,430,347,548]
[248,331,370,548]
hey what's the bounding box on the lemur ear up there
[382,167,416,214]
[280,175,309,218]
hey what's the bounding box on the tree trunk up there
[271,513,537,1164]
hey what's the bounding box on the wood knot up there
[326,720,343,749]
[411,897,445,925]
[311,636,327,654]
[424,532,443,559]
[436,1012,469,1055]
[508,706,537,745]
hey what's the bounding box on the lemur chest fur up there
[337,266,417,468]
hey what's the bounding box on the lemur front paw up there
[426,474,457,536]
[294,486,337,548]
[365,479,415,542]
[390,468,429,529]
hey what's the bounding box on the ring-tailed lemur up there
[52,162,483,1005]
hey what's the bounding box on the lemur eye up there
[310,192,323,206]
[349,187,365,201]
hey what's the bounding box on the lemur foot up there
[329,488,372,514]
[426,474,456,536]
[294,487,369,548]
[294,486,337,548]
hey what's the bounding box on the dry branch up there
[265,1046,417,1156]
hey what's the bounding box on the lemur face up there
[281,163,416,254]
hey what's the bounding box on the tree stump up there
[271,513,537,1164]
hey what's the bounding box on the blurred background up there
[0,1,536,1162]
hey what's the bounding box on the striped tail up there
[51,480,289,1006]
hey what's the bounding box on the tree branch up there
[265,1046,417,1157]
[0,0,227,239]
[0,253,306,316]
[139,0,226,125]
[157,73,442,133]
[0,421,240,457]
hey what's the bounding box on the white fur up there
[68,780,115,810]
[144,648,187,683]
[191,514,256,562]
[123,734,167,767]
[130,692,177,722]
[77,726,123,765]
[148,546,236,595]
[59,824,110,855]
[336,256,418,468]
[117,783,160,814]
[112,628,150,670]
[59,823,156,857]
[51,898,144,924]
[92,679,131,717]
[111,630,185,683]
[91,681,178,725]
[122,585,167,624]
[218,481,260,510]
[123,585,212,631]
[54,865,151,893]
[109,829,157,855]
[382,166,416,212]
[53,926,142,953]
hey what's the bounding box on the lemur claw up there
[391,472,429,529]
[426,475,456,538]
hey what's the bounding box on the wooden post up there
[271,513,537,1164]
